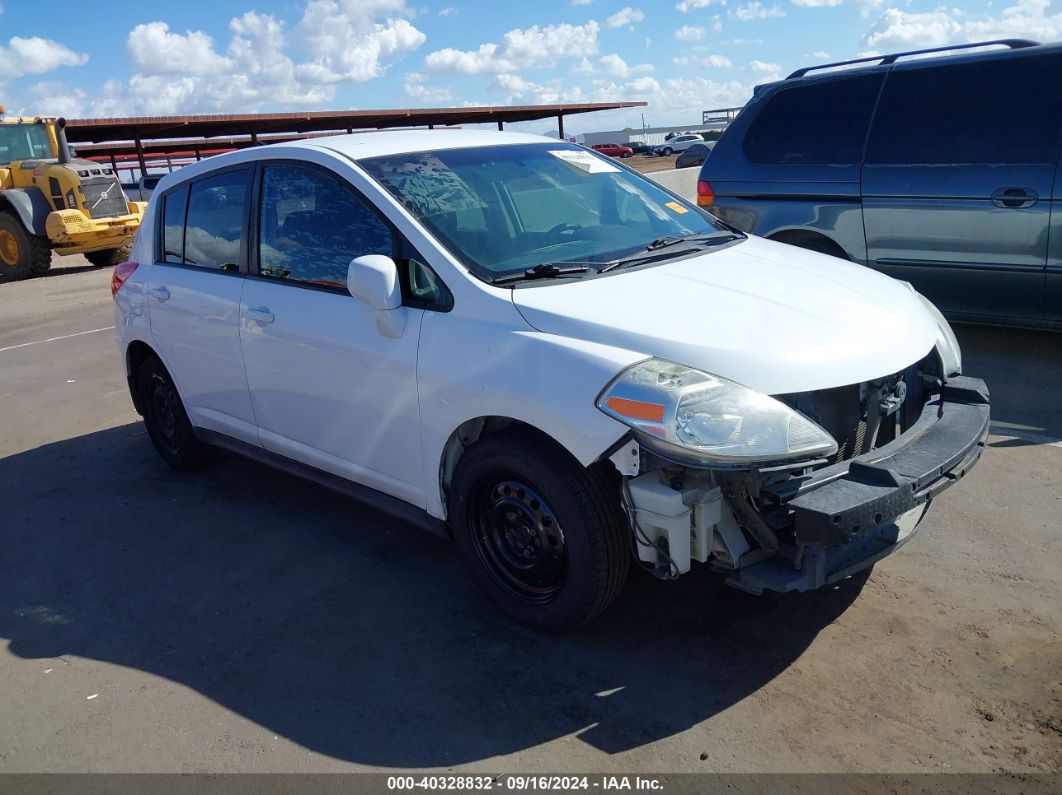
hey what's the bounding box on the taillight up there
[111,261,139,297]
[696,180,715,208]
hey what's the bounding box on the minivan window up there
[866,54,1062,165]
[360,143,727,280]
[183,170,249,270]
[743,73,883,165]
[258,163,393,289]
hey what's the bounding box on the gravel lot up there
[0,255,1059,774]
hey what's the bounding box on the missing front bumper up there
[727,376,989,594]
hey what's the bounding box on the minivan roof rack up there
[786,39,1040,79]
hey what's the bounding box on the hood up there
[511,235,939,395]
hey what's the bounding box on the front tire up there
[0,212,51,281]
[662,147,673,156]
[448,430,630,631]
[137,355,215,471]
[86,244,131,269]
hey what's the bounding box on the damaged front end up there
[600,350,990,594]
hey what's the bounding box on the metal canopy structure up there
[64,102,647,172]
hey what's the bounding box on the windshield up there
[359,143,730,281]
[0,124,53,165]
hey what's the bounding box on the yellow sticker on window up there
[664,201,689,214]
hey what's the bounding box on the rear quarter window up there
[866,53,1062,165]
[743,73,883,165]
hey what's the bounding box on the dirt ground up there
[0,257,1059,774]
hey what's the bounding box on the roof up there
[143,130,574,196]
[63,102,646,145]
[290,129,548,160]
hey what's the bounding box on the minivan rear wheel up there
[138,355,215,471]
[448,430,629,631]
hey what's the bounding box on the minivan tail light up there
[697,180,715,208]
[111,261,139,296]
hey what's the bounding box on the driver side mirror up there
[347,254,407,338]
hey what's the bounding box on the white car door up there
[147,166,260,445]
[238,160,428,507]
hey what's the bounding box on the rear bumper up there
[726,376,990,594]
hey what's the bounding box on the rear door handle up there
[245,306,275,325]
[991,187,1038,208]
[149,286,170,302]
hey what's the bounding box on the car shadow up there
[954,323,1062,443]
[0,423,868,766]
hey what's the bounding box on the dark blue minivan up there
[700,39,1062,329]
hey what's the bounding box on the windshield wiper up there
[598,232,743,273]
[490,262,592,285]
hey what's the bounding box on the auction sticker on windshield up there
[548,149,620,174]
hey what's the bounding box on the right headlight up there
[596,359,838,467]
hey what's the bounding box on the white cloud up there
[571,0,593,5]
[600,53,654,77]
[712,14,724,32]
[734,2,787,21]
[673,54,733,67]
[748,59,781,72]
[425,21,599,74]
[791,0,843,6]
[605,7,645,29]
[63,2,423,116]
[811,50,831,58]
[676,0,724,11]
[864,0,1062,51]
[675,25,707,41]
[296,0,426,83]
[490,72,588,105]
[438,6,457,15]
[127,22,234,76]
[23,81,87,118]
[403,72,452,104]
[0,36,87,80]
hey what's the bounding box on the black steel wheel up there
[470,477,568,604]
[138,355,215,471]
[449,429,629,631]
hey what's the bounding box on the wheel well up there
[438,417,594,522]
[125,340,159,415]
[768,229,849,260]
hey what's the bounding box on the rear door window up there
[160,184,188,264]
[743,73,883,165]
[181,169,250,270]
[866,53,1062,165]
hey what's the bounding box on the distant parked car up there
[700,39,1062,329]
[652,134,703,156]
[121,174,164,202]
[676,142,714,169]
[591,142,634,158]
[627,141,653,155]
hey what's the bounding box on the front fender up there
[0,188,52,236]
[418,314,646,519]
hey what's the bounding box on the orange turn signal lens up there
[605,397,665,423]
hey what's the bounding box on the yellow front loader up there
[0,107,145,280]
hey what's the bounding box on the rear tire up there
[0,212,52,281]
[86,244,131,269]
[448,430,630,631]
[137,355,215,471]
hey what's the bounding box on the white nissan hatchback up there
[113,131,989,630]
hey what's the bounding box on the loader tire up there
[0,212,52,281]
[86,244,131,269]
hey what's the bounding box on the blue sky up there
[1,0,1059,135]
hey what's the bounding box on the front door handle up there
[245,306,275,325]
[149,286,170,302]
[991,187,1038,209]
